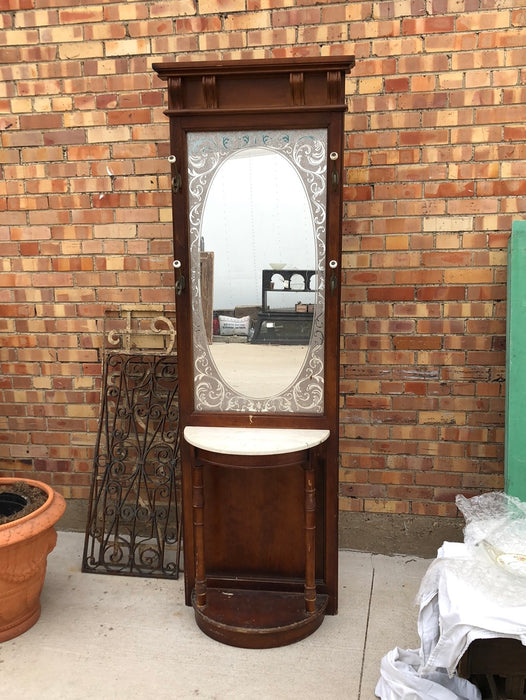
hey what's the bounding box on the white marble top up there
[183,426,330,456]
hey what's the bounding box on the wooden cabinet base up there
[192,588,328,648]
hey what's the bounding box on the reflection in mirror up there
[201,149,314,311]
[187,130,327,413]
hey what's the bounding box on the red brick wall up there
[1,1,524,521]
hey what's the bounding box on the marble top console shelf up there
[184,426,330,456]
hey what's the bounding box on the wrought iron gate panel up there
[83,353,181,579]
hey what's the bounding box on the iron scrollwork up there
[83,354,181,579]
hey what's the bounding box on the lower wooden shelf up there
[192,588,328,648]
[458,638,526,699]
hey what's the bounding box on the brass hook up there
[175,274,185,296]
[172,174,182,193]
[169,155,182,193]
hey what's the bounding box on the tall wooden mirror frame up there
[154,56,354,648]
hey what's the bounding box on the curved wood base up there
[192,588,328,648]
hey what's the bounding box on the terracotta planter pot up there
[0,478,66,642]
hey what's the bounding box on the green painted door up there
[505,220,526,501]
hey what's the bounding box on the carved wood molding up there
[327,70,341,105]
[290,71,305,106]
[168,77,183,111]
[202,75,218,109]
[154,56,355,114]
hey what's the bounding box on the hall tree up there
[154,56,354,647]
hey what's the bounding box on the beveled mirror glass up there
[188,129,327,413]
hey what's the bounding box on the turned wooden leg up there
[192,457,206,608]
[304,455,316,614]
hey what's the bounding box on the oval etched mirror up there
[187,130,327,413]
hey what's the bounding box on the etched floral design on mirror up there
[187,129,328,413]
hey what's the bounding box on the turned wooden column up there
[192,453,206,608]
[304,451,317,614]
